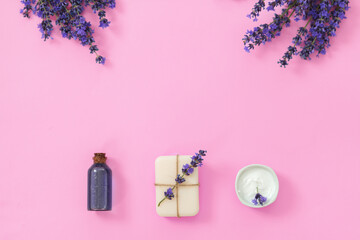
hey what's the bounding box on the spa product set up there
[87,150,279,216]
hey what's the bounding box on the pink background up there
[1,1,360,239]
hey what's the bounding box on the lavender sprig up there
[252,187,267,206]
[20,0,116,64]
[157,150,207,207]
[243,0,350,67]
[20,0,35,18]
[247,0,266,22]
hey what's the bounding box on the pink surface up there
[1,1,360,239]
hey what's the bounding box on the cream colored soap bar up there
[155,155,199,217]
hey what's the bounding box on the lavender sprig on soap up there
[20,0,116,64]
[243,0,350,67]
[157,150,207,207]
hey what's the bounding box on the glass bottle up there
[87,153,112,211]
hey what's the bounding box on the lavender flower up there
[260,196,267,203]
[96,55,106,65]
[247,0,266,22]
[20,0,116,64]
[243,0,350,67]
[99,17,110,28]
[164,188,174,200]
[20,0,35,18]
[199,150,207,156]
[252,187,267,206]
[182,163,194,175]
[157,150,207,207]
[175,174,186,184]
[190,150,207,167]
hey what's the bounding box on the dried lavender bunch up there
[252,187,267,206]
[20,0,116,64]
[243,0,350,67]
[157,150,207,207]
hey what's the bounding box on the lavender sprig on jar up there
[252,187,267,206]
[243,0,350,67]
[157,150,207,207]
[20,0,116,64]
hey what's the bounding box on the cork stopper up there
[93,153,107,163]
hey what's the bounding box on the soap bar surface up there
[155,155,199,217]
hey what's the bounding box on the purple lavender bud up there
[96,56,106,65]
[260,196,267,204]
[199,150,207,156]
[164,188,174,200]
[182,164,193,175]
[175,174,185,184]
[99,18,110,29]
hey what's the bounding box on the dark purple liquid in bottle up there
[87,153,112,211]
